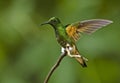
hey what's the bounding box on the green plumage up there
[40,17,113,67]
[55,24,73,48]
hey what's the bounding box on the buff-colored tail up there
[75,56,88,67]
[65,43,88,67]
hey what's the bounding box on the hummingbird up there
[41,17,112,67]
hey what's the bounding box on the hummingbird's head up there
[41,17,61,27]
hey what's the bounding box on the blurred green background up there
[0,0,120,83]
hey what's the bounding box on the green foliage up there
[0,0,120,83]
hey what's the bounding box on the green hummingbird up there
[41,17,112,67]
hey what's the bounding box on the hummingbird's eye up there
[53,20,57,23]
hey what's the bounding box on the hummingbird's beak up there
[40,21,49,26]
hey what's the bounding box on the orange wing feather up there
[66,25,80,41]
[66,19,113,41]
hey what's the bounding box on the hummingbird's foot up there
[68,54,81,58]
[65,43,80,58]
[69,54,88,62]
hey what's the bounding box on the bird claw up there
[68,54,81,58]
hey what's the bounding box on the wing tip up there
[100,19,113,27]
[101,19,113,24]
[81,19,113,23]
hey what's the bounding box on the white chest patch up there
[61,43,81,58]
[61,47,65,53]
[61,44,88,61]
[66,43,73,51]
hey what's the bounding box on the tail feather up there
[65,43,88,67]
[75,57,87,67]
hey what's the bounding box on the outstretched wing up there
[66,19,113,41]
